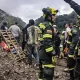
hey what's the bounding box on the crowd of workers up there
[37,0,80,79]
[1,21,21,42]
[0,0,80,80]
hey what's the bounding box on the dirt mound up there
[0,51,38,80]
[54,58,69,80]
[0,48,69,80]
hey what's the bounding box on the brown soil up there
[0,48,69,80]
[54,58,69,80]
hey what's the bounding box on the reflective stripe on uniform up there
[38,29,42,33]
[43,13,46,18]
[69,67,74,70]
[43,34,52,38]
[68,54,74,58]
[38,37,43,41]
[39,23,46,29]
[39,79,42,80]
[75,46,78,49]
[67,41,71,44]
[69,32,72,36]
[60,47,63,52]
[49,22,52,26]
[38,28,43,41]
[42,64,55,68]
[72,30,77,33]
[52,56,57,64]
[45,46,53,52]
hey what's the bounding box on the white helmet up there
[60,44,63,48]
[53,25,57,28]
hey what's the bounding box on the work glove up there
[64,0,72,4]
[52,56,57,66]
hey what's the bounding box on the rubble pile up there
[0,50,38,80]
[54,58,69,80]
[0,48,70,80]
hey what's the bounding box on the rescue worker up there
[55,32,61,57]
[8,22,21,43]
[22,24,30,51]
[69,23,73,29]
[27,19,39,66]
[62,31,66,52]
[65,23,71,49]
[38,7,58,80]
[63,23,71,57]
[63,0,80,79]
[66,25,77,80]
[1,21,8,30]
[74,16,80,80]
[66,22,80,80]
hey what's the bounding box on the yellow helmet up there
[42,7,58,18]
[48,7,58,15]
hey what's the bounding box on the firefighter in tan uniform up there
[38,7,58,80]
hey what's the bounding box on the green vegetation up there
[0,9,26,29]
[56,11,77,31]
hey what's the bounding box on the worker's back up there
[27,25,39,45]
[9,25,21,37]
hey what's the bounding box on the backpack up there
[27,25,39,45]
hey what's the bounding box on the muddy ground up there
[0,48,69,80]
[54,58,69,80]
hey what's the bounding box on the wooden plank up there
[10,47,14,49]
[7,32,12,34]
[3,35,9,37]
[0,30,25,60]
[6,41,10,43]
[11,40,16,42]
[2,33,7,35]
[1,30,6,31]
[5,38,10,40]
[1,32,6,33]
